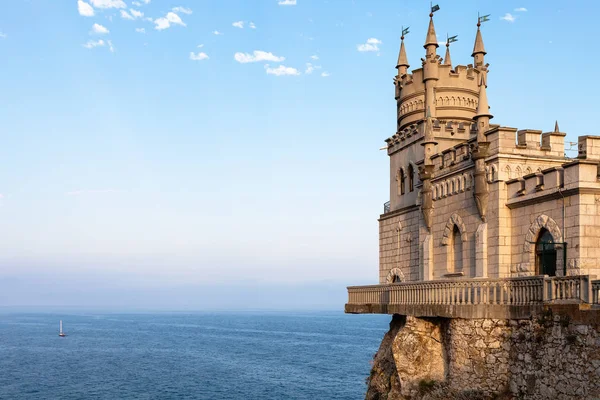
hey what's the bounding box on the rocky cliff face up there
[365,305,600,400]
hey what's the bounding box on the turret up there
[472,19,487,68]
[422,12,440,119]
[474,73,493,141]
[396,35,409,77]
[444,41,452,67]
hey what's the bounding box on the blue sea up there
[0,311,389,399]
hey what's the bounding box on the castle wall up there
[378,207,421,283]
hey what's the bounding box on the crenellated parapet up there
[396,65,481,132]
[386,119,475,155]
[485,126,567,159]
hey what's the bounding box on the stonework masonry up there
[366,306,600,400]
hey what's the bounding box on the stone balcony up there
[346,275,599,320]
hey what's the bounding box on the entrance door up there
[536,229,557,276]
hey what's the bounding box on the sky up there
[0,0,598,309]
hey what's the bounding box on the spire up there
[444,42,452,66]
[475,74,492,119]
[424,15,438,48]
[396,36,409,73]
[472,25,486,57]
[554,120,560,133]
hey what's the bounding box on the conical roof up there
[472,26,486,56]
[424,17,438,48]
[554,121,560,132]
[396,38,409,68]
[444,44,452,66]
[475,73,493,119]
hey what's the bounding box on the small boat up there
[59,320,67,337]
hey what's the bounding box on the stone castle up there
[380,11,600,284]
[346,8,600,400]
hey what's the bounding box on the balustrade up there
[348,275,598,307]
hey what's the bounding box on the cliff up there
[365,305,600,400]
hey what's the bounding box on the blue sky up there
[0,0,597,309]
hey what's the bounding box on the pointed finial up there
[472,14,489,57]
[444,34,457,66]
[424,13,439,48]
[554,120,560,132]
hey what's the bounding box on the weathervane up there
[401,26,410,40]
[430,3,440,17]
[446,33,458,46]
[478,13,491,27]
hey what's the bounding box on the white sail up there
[59,320,63,335]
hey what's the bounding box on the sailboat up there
[59,320,67,337]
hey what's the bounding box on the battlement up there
[506,159,600,203]
[396,63,481,132]
[386,119,475,155]
[486,126,567,158]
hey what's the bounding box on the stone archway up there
[515,214,564,276]
[441,213,467,245]
[386,267,405,283]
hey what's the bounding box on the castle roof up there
[472,26,486,57]
[424,17,438,48]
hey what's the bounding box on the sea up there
[0,311,390,399]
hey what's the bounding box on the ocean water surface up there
[0,311,389,399]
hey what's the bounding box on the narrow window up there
[536,229,556,276]
[451,225,463,273]
[397,168,405,195]
[408,165,414,192]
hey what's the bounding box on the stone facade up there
[379,13,600,284]
[366,306,600,400]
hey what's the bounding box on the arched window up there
[450,225,463,273]
[536,228,556,276]
[397,168,405,195]
[392,274,402,283]
[408,165,414,192]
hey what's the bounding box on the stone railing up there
[347,275,597,308]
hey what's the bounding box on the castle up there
[376,11,600,286]
[349,9,600,399]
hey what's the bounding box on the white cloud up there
[357,38,381,52]
[234,50,285,63]
[172,6,192,14]
[92,23,110,34]
[0,32,6,39]
[501,13,516,22]
[278,0,296,5]
[120,10,134,19]
[305,63,314,74]
[249,22,256,29]
[197,44,204,48]
[154,12,186,30]
[321,71,330,77]
[310,55,318,60]
[190,51,209,61]
[132,1,141,5]
[89,0,126,9]
[514,7,527,12]
[78,0,95,16]
[213,30,223,35]
[108,40,114,52]
[135,27,146,33]
[83,39,105,49]
[265,65,300,76]
[232,21,244,28]
[130,9,144,18]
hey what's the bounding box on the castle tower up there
[471,20,492,222]
[396,34,409,77]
